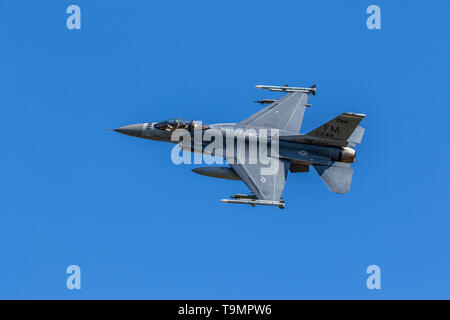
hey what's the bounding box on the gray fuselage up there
[114,121,353,167]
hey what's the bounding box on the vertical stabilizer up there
[307,113,365,140]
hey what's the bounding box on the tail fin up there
[310,113,365,193]
[307,113,365,141]
[313,162,353,194]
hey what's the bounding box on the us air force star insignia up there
[260,176,267,183]
[299,150,308,156]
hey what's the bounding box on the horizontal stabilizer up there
[348,126,365,147]
[313,162,354,194]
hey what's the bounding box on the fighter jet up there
[113,84,365,209]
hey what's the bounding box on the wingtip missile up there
[255,84,317,95]
[221,197,285,209]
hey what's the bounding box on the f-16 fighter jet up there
[113,84,365,209]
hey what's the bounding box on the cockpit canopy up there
[154,119,209,132]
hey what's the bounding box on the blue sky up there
[1,0,449,299]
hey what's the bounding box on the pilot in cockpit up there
[154,119,208,132]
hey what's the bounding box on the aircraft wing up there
[226,157,290,201]
[239,91,310,133]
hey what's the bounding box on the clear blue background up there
[1,0,449,299]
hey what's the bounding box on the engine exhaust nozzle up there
[340,147,356,163]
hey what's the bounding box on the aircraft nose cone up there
[114,124,145,137]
